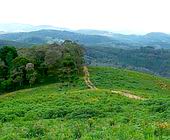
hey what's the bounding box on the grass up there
[0,66,170,139]
[89,67,170,98]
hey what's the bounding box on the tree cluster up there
[85,46,170,77]
[0,41,84,93]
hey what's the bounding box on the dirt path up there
[83,66,97,90]
[83,66,145,100]
[111,90,145,100]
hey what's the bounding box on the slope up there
[83,66,144,100]
[0,39,32,48]
[0,67,169,139]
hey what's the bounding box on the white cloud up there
[0,0,170,34]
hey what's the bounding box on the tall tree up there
[10,57,29,86]
[0,46,18,67]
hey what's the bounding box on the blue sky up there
[0,0,170,34]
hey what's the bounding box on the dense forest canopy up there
[0,41,84,93]
[85,46,170,77]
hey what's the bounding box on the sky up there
[0,0,170,34]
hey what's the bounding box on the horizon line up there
[0,22,170,35]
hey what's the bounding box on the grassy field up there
[0,67,170,139]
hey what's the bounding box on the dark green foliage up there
[0,78,13,91]
[0,46,18,83]
[85,46,170,77]
[0,46,18,67]
[0,60,6,82]
[42,108,69,119]
[10,57,29,86]
[68,107,103,119]
[0,41,84,93]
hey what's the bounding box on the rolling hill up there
[0,29,170,48]
[0,30,117,47]
[0,40,32,48]
[85,46,170,77]
[0,66,170,139]
[77,30,170,49]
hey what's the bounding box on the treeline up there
[0,41,84,93]
[85,46,170,77]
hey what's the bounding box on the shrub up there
[0,113,16,123]
[72,123,82,139]
[68,107,103,119]
[42,108,69,119]
[25,123,47,138]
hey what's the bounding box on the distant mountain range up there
[0,23,170,48]
[76,30,170,48]
[0,30,117,47]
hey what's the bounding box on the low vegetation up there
[0,66,169,139]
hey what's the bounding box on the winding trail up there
[111,90,145,100]
[83,66,97,90]
[83,66,145,100]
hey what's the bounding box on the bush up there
[0,78,13,92]
[68,107,103,119]
[72,123,82,139]
[0,113,16,123]
[25,123,47,138]
[42,108,69,119]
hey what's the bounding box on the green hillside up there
[86,46,170,78]
[0,67,170,139]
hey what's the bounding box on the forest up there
[85,46,170,77]
[0,40,84,93]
